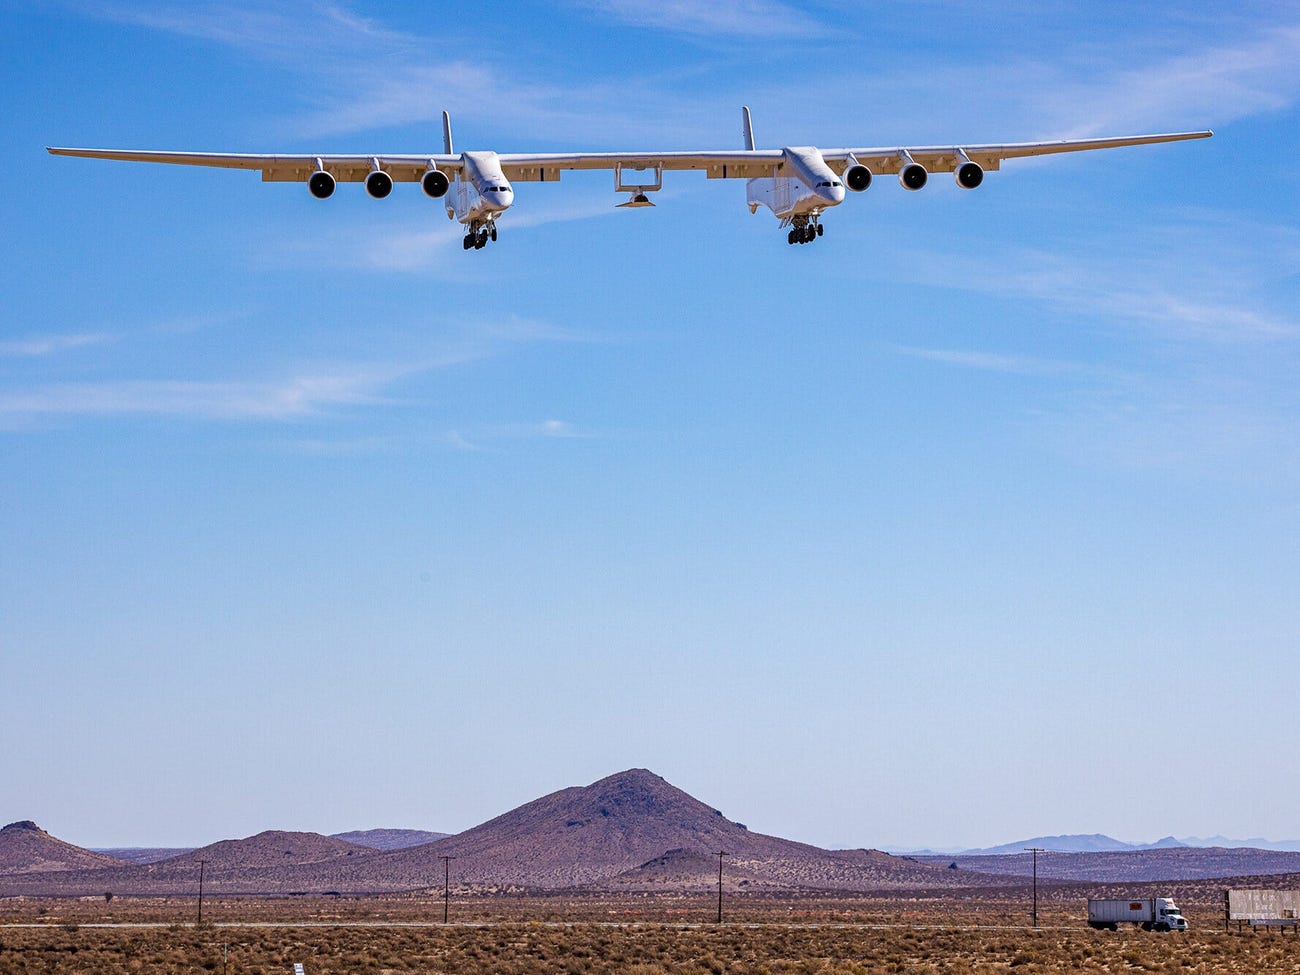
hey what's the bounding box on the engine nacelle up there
[899,162,928,191]
[421,168,450,199]
[365,170,394,199]
[844,164,872,192]
[955,160,984,189]
[308,170,336,199]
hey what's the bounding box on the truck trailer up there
[1088,897,1188,931]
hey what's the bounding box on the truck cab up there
[1154,898,1188,932]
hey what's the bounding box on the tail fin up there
[741,106,756,151]
[442,111,454,155]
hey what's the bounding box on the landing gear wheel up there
[816,223,824,237]
[462,234,473,250]
[489,224,498,242]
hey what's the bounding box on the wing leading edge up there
[46,131,1211,182]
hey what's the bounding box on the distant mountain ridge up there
[331,829,450,851]
[0,770,1005,895]
[7,774,1300,896]
[894,832,1300,856]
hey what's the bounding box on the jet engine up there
[899,162,928,191]
[844,164,872,192]
[365,169,394,199]
[308,169,336,199]
[955,160,984,189]
[421,168,450,198]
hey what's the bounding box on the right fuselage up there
[746,146,846,223]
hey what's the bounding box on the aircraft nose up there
[819,182,846,205]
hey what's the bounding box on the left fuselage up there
[447,150,515,226]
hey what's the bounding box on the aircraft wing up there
[496,151,786,182]
[822,131,1213,175]
[44,148,464,182]
[49,131,1210,183]
[497,131,1212,180]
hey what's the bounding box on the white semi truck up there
[1088,897,1188,931]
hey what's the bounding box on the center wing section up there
[497,150,785,182]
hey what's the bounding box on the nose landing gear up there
[786,216,824,245]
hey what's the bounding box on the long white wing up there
[44,148,464,182]
[47,131,1210,183]
[823,131,1214,175]
[500,131,1212,181]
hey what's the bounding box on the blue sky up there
[2,1,1298,851]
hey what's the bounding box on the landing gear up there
[785,216,824,245]
[463,220,498,251]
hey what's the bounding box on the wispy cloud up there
[0,309,593,426]
[1046,24,1300,137]
[0,333,113,357]
[890,346,1087,376]
[881,210,1300,344]
[0,367,406,423]
[572,0,832,39]
[72,0,415,65]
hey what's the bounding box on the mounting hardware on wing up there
[308,158,336,199]
[422,161,450,199]
[614,163,660,208]
[365,157,393,199]
[843,154,872,192]
[898,149,928,191]
[954,149,983,189]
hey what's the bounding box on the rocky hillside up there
[8,771,1295,896]
[170,830,375,870]
[269,769,1013,892]
[0,821,126,874]
[331,829,449,851]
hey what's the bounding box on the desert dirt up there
[3,894,1299,974]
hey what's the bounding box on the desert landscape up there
[4,770,1299,973]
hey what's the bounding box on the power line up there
[1024,848,1044,928]
[195,859,210,927]
[439,856,457,924]
[715,851,729,924]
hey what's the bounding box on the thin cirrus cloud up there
[880,209,1300,344]
[888,346,1088,377]
[0,333,114,357]
[0,370,404,423]
[0,314,595,425]
[572,0,832,39]
[71,0,415,63]
[1042,24,1300,137]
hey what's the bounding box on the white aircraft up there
[49,108,1211,250]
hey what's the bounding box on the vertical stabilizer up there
[742,106,756,150]
[442,111,454,155]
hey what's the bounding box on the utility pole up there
[196,859,210,926]
[715,851,729,924]
[1024,848,1043,928]
[439,856,457,924]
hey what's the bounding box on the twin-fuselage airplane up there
[48,108,1211,250]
